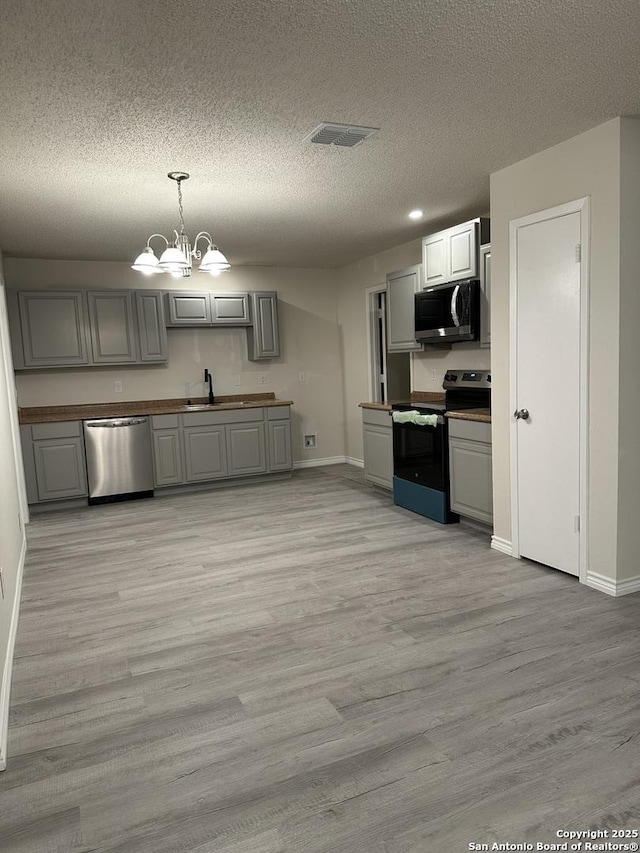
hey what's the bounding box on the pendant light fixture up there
[132,172,230,278]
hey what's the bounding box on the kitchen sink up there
[183,402,256,410]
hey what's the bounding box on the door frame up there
[509,197,590,583]
[365,283,388,402]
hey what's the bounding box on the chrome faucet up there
[204,368,215,405]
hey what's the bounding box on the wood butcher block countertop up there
[19,393,293,424]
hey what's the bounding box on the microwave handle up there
[450,284,461,327]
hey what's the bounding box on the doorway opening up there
[366,286,411,403]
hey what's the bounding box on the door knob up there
[514,408,530,420]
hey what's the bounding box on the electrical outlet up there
[303,434,317,449]
[233,375,241,387]
[114,380,123,393]
[298,371,306,383]
[0,568,4,600]
[430,369,437,380]
[259,373,267,385]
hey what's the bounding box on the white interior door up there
[512,203,586,576]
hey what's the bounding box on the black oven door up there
[392,415,447,491]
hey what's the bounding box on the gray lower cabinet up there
[448,418,493,525]
[151,405,291,489]
[151,415,184,486]
[184,425,228,481]
[247,292,279,359]
[267,407,292,471]
[10,289,167,368]
[362,407,393,490]
[21,421,88,503]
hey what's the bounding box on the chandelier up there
[132,172,230,278]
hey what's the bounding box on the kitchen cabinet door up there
[479,244,491,348]
[422,232,449,287]
[448,419,493,525]
[247,292,280,359]
[184,426,228,481]
[88,291,138,363]
[226,423,267,475]
[211,293,251,326]
[267,420,292,471]
[18,291,90,367]
[152,430,184,486]
[165,291,212,326]
[33,437,88,501]
[136,290,168,361]
[448,220,478,281]
[386,265,423,353]
[362,408,393,490]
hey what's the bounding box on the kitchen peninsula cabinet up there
[20,421,88,503]
[9,289,167,368]
[362,407,393,490]
[448,417,493,525]
[386,265,423,353]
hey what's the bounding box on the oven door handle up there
[450,284,461,327]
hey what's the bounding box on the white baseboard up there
[294,456,349,469]
[585,570,640,597]
[490,535,513,556]
[345,456,364,468]
[0,533,27,772]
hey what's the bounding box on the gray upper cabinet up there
[247,292,280,360]
[386,265,423,353]
[10,289,168,369]
[422,218,489,286]
[479,244,491,348]
[18,291,90,367]
[136,291,168,362]
[165,291,212,326]
[88,291,138,363]
[211,293,251,326]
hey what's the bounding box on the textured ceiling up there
[0,0,639,269]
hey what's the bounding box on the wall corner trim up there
[344,456,364,468]
[490,535,513,556]
[0,532,27,772]
[585,570,640,597]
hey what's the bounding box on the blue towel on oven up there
[392,410,439,427]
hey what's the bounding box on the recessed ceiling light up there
[408,209,424,220]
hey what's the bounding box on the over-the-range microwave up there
[414,279,480,343]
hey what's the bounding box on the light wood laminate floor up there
[2,466,640,852]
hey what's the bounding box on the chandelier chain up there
[177,179,186,236]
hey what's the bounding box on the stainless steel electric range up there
[391,370,491,523]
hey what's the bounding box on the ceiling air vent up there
[304,123,379,148]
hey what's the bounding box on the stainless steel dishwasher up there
[84,417,154,504]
